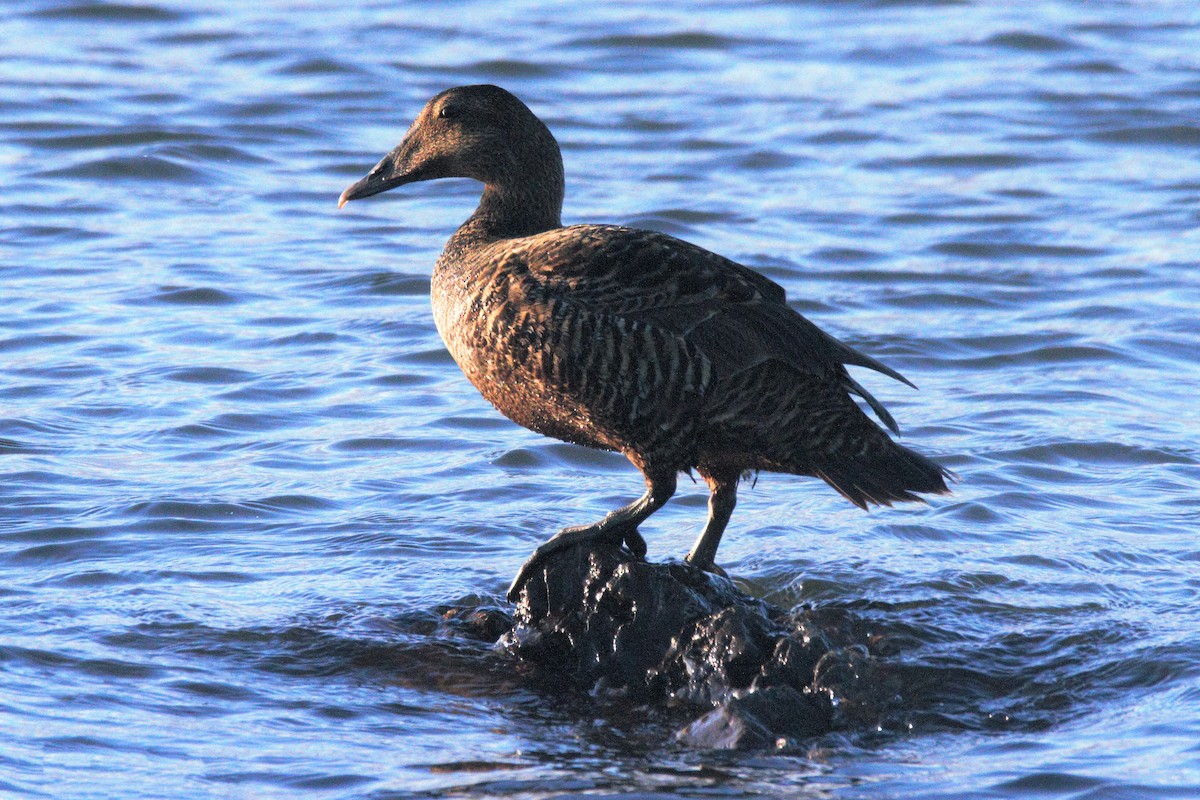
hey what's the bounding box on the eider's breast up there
[429,239,619,450]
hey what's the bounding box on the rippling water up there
[3,1,1200,797]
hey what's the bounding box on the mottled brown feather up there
[339,84,951,586]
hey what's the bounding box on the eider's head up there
[338,84,561,209]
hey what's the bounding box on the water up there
[3,0,1199,797]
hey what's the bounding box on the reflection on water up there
[2,0,1200,797]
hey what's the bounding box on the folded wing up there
[513,224,913,434]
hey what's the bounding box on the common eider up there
[339,85,951,601]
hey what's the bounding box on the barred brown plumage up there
[338,84,952,602]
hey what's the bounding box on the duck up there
[338,84,951,602]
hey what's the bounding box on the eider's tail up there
[813,435,953,510]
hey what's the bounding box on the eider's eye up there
[438,105,459,120]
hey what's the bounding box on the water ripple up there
[25,2,188,23]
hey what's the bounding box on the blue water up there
[3,1,1200,797]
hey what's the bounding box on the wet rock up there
[676,685,831,749]
[499,543,837,747]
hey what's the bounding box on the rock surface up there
[497,543,845,748]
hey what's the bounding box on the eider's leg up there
[507,469,677,601]
[685,467,741,576]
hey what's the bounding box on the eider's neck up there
[459,142,565,242]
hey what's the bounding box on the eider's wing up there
[516,224,911,432]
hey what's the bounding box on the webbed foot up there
[506,522,645,602]
[684,554,728,578]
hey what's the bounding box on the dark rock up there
[676,685,832,749]
[499,543,837,747]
